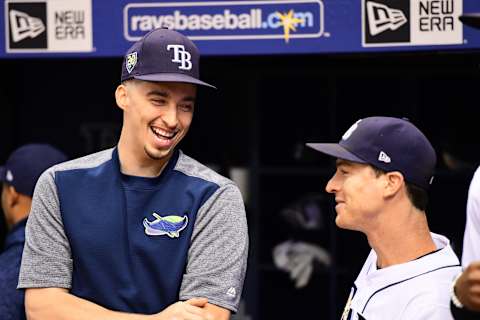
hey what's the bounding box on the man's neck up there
[366,207,437,269]
[117,138,170,178]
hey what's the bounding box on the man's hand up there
[152,298,214,320]
[455,261,480,311]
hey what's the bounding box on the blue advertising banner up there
[2,0,480,57]
[124,1,323,42]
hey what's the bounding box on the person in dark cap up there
[18,28,248,320]
[0,144,67,320]
[307,117,461,320]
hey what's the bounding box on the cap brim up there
[133,73,216,89]
[306,143,367,163]
[0,166,5,183]
[459,13,480,29]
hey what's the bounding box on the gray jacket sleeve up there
[18,169,73,289]
[179,183,249,312]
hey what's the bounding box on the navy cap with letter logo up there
[306,117,436,190]
[0,144,68,197]
[121,28,215,89]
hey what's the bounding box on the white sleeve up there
[462,167,480,266]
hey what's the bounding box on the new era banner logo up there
[362,0,462,47]
[10,9,46,43]
[5,0,93,53]
[366,2,407,36]
[363,0,409,45]
[7,2,47,49]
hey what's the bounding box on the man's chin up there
[144,146,171,161]
[335,215,353,230]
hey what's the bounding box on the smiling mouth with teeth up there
[151,126,177,140]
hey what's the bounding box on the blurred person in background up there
[0,144,67,320]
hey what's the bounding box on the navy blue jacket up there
[18,148,248,314]
[0,219,27,320]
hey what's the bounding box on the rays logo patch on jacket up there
[143,213,188,238]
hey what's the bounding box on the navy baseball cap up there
[306,117,437,190]
[0,144,68,197]
[121,28,215,89]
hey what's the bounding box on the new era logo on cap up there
[378,151,391,163]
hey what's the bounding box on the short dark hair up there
[121,78,137,86]
[371,166,429,211]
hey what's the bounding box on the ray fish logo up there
[143,213,188,238]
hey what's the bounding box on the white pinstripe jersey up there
[463,166,480,266]
[341,233,461,320]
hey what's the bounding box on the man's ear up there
[4,185,20,207]
[115,84,128,111]
[383,171,404,198]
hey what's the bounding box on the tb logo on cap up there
[167,45,192,71]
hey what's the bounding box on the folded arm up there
[26,288,219,320]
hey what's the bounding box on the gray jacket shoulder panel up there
[174,151,233,187]
[52,148,114,173]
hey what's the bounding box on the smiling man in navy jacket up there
[18,28,248,320]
